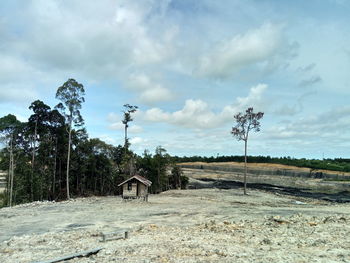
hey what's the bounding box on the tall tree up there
[0,114,22,206]
[28,100,51,201]
[231,107,264,195]
[122,104,138,154]
[169,165,183,189]
[47,109,65,198]
[55,79,85,199]
[154,146,170,192]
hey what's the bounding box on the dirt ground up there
[179,161,350,176]
[1,188,350,262]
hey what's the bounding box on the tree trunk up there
[53,137,57,197]
[7,157,12,206]
[9,135,14,207]
[66,124,72,200]
[7,147,11,204]
[30,119,37,201]
[40,168,43,201]
[58,158,62,193]
[80,173,84,195]
[100,175,104,195]
[124,124,127,155]
[244,139,247,195]
[157,166,160,192]
[6,173,9,203]
[94,175,97,193]
[76,174,79,193]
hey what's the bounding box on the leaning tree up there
[55,79,85,199]
[231,107,264,195]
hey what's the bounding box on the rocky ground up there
[1,188,350,262]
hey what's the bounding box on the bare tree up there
[231,107,264,195]
[122,104,138,154]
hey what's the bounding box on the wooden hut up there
[118,175,152,201]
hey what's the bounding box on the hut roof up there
[118,175,152,187]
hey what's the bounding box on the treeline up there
[0,79,187,207]
[173,155,350,172]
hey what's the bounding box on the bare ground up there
[1,188,350,262]
[179,162,350,176]
[184,167,350,201]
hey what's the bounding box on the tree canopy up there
[0,82,187,207]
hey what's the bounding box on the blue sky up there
[1,0,350,158]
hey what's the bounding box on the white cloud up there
[139,86,173,105]
[143,108,170,122]
[141,84,268,129]
[129,125,143,133]
[109,122,142,133]
[0,0,177,87]
[142,100,217,129]
[107,113,143,133]
[220,84,267,120]
[125,73,173,105]
[236,84,267,109]
[130,136,144,145]
[196,23,289,79]
[109,122,124,130]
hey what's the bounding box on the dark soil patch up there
[191,178,350,203]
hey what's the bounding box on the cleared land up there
[181,162,350,201]
[1,188,350,262]
[179,161,350,176]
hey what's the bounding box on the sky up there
[0,0,350,159]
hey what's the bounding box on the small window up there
[128,182,132,191]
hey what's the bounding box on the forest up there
[0,79,187,207]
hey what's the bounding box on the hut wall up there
[138,183,148,196]
[123,183,137,197]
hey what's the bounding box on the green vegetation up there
[173,155,350,173]
[0,79,187,207]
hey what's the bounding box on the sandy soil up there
[1,188,350,262]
